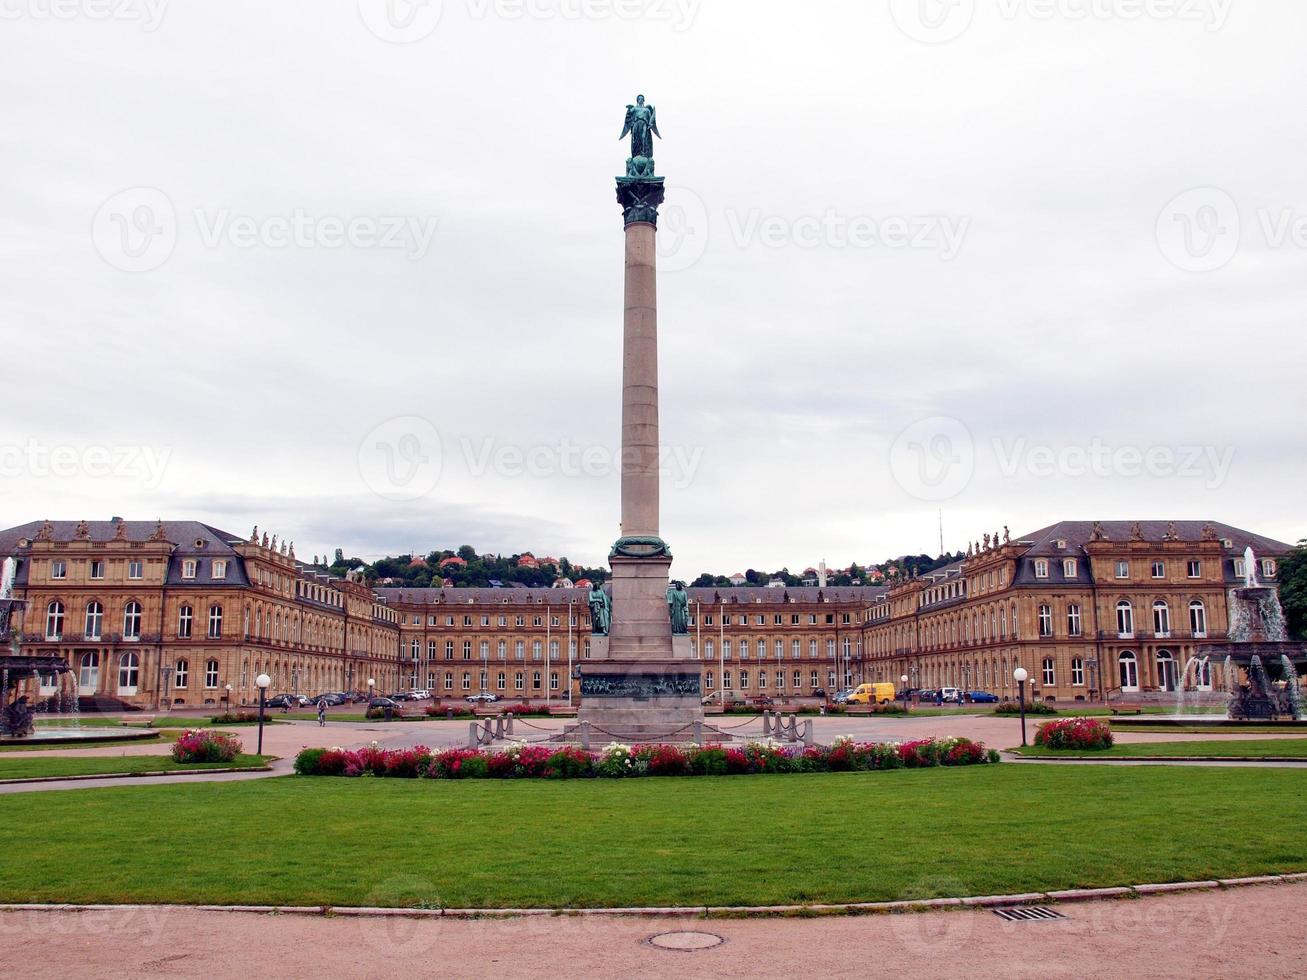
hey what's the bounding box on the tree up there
[1279,541,1307,641]
[691,573,716,588]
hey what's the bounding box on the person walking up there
[317,700,327,727]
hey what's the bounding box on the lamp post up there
[224,683,232,715]
[901,673,909,715]
[255,673,271,755]
[1013,666,1029,747]
[367,677,375,704]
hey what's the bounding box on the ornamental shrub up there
[1034,718,1113,750]
[294,748,327,775]
[995,700,1058,716]
[171,729,242,764]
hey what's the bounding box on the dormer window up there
[181,559,198,580]
[1034,559,1049,579]
[212,560,227,580]
[1262,559,1277,579]
[1062,558,1077,577]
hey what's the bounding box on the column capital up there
[616,176,666,227]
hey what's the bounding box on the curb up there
[1,874,1303,920]
[1009,755,1307,764]
[0,765,274,786]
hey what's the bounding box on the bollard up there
[505,713,515,736]
[693,719,703,743]
[581,720,591,751]
[494,715,504,739]
[802,719,815,747]
[468,721,478,748]
[762,710,773,736]
[446,707,454,719]
[482,719,493,743]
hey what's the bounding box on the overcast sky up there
[1,0,1304,574]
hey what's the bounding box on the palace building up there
[0,518,1293,710]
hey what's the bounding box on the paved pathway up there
[4,880,1304,979]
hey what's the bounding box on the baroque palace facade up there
[0,518,1292,709]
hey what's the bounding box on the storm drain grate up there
[993,906,1067,922]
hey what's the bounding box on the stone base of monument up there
[566,656,716,743]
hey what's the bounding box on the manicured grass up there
[0,733,167,753]
[0,754,268,779]
[1017,739,1307,759]
[1112,725,1307,734]
[1,766,1305,908]
[34,717,129,728]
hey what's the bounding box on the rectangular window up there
[1151,561,1165,579]
[212,560,227,580]
[178,607,193,638]
[182,559,197,579]
[50,560,66,579]
[1062,558,1076,577]
[1067,605,1082,637]
[1042,659,1056,687]
[128,560,143,579]
[1187,560,1201,578]
[1071,658,1085,686]
[205,661,219,688]
[89,560,104,579]
[1115,560,1129,579]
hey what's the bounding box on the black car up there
[368,697,402,710]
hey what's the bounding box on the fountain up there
[0,556,154,744]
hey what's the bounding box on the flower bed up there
[424,703,476,719]
[293,736,999,780]
[1034,717,1113,751]
[171,729,243,764]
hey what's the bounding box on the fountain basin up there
[2,726,159,745]
[1112,716,1307,730]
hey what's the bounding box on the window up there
[177,605,193,638]
[1156,651,1177,692]
[1116,600,1134,638]
[1034,559,1049,579]
[118,652,140,694]
[1152,600,1171,638]
[205,660,219,688]
[182,559,197,579]
[462,673,472,691]
[84,601,103,640]
[50,560,66,579]
[45,600,64,639]
[1263,559,1277,579]
[1062,558,1076,577]
[1233,559,1245,579]
[739,670,749,689]
[1067,603,1082,637]
[723,670,733,690]
[1042,658,1055,686]
[1115,560,1129,579]
[78,652,99,693]
[1151,561,1165,579]
[1187,560,1202,578]
[174,659,189,689]
[775,670,785,688]
[89,559,104,579]
[1118,651,1139,691]
[532,671,541,691]
[123,601,142,639]
[1038,604,1053,637]
[514,672,524,691]
[497,671,506,691]
[128,560,143,579]
[704,671,715,690]
[212,560,227,580]
[1071,658,1085,686]
[208,604,224,638]
[1189,600,1208,638]
[810,670,819,689]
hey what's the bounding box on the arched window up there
[205,660,219,688]
[1196,658,1213,691]
[1156,650,1177,691]
[84,601,103,640]
[1116,600,1134,638]
[1038,604,1053,637]
[1153,600,1171,638]
[78,651,100,693]
[123,601,142,640]
[208,604,223,639]
[118,652,140,694]
[174,659,189,689]
[45,600,64,640]
[1189,600,1208,638]
[1118,651,1139,691]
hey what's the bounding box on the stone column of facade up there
[573,115,704,741]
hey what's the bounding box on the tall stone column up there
[572,102,703,741]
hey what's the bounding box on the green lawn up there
[35,717,129,728]
[0,754,269,779]
[149,717,287,729]
[1,766,1305,908]
[0,733,167,753]
[1018,739,1307,759]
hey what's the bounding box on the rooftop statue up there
[620,94,661,168]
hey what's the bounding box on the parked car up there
[810,689,826,699]
[702,691,725,705]
[830,688,854,704]
[940,687,963,704]
[967,690,999,703]
[917,689,938,703]
[389,692,418,702]
[466,693,499,704]
[265,694,310,708]
[368,697,402,711]
[314,692,346,706]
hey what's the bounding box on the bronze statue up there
[588,583,612,636]
[620,95,661,163]
[667,581,689,635]
[1,695,34,738]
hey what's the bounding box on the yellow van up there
[846,682,896,705]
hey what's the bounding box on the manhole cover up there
[645,931,726,952]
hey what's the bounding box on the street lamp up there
[901,674,909,715]
[367,677,375,703]
[255,673,271,755]
[224,683,232,715]
[1013,666,1029,747]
